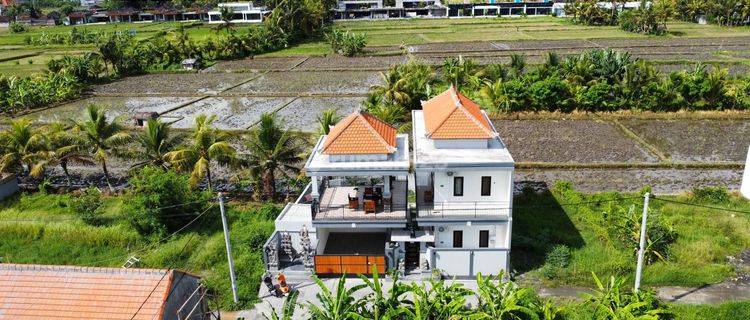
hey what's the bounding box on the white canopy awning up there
[390,229,434,242]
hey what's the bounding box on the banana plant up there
[306,275,367,320]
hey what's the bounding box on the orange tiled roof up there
[421,86,497,140]
[322,111,397,155]
[0,263,184,320]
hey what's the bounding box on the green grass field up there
[3,17,750,62]
[0,192,275,310]
[513,183,750,288]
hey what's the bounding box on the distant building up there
[0,263,210,320]
[80,0,104,7]
[207,2,267,24]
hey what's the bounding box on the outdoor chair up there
[348,195,359,209]
[364,200,376,214]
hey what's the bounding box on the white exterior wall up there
[433,139,488,149]
[429,248,508,277]
[329,153,388,162]
[434,223,509,249]
[432,168,513,204]
[742,146,750,199]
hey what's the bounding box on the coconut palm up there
[372,69,410,106]
[164,114,235,190]
[0,119,46,176]
[73,104,131,191]
[32,122,94,187]
[132,119,183,170]
[366,103,407,125]
[243,113,303,200]
[218,6,235,32]
[442,56,480,90]
[316,108,341,135]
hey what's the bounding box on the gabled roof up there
[0,263,195,320]
[322,111,397,155]
[421,86,497,140]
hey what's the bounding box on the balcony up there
[313,180,408,221]
[416,185,510,220]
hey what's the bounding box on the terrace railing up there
[313,203,409,221]
[417,201,510,220]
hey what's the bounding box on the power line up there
[84,203,216,266]
[129,233,197,320]
[0,198,215,223]
[651,196,750,215]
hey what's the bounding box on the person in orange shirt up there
[277,272,290,294]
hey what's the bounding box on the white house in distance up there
[264,87,514,279]
[207,2,267,24]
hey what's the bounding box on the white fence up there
[427,247,509,277]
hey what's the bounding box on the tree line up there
[0,0,332,114]
[263,270,673,320]
[362,50,750,130]
[0,105,306,201]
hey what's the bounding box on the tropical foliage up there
[264,269,672,320]
[675,0,750,26]
[326,28,367,57]
[363,50,750,121]
[242,113,304,200]
[164,114,235,190]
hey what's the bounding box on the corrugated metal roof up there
[0,263,177,320]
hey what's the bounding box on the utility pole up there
[218,193,239,303]
[634,192,650,292]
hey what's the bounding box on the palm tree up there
[164,114,235,190]
[132,119,183,170]
[73,104,131,191]
[316,108,341,135]
[243,113,303,200]
[442,56,479,90]
[218,6,235,32]
[32,122,94,187]
[372,69,410,106]
[0,119,46,176]
[366,103,407,125]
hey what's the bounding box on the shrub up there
[619,4,667,35]
[541,244,571,279]
[9,22,28,33]
[326,29,367,57]
[690,186,730,203]
[122,166,212,236]
[69,187,105,226]
[613,205,677,264]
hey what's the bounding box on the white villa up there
[263,87,514,279]
[207,2,267,24]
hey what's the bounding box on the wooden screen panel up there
[314,255,387,276]
[315,255,342,274]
